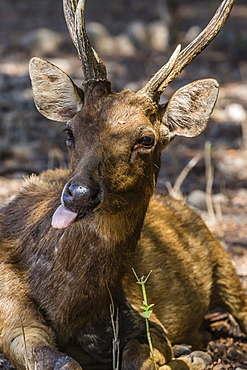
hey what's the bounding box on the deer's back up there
[124,195,222,344]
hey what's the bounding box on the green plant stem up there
[141,282,148,306]
[132,269,157,370]
[145,310,157,369]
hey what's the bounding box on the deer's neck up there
[60,202,148,278]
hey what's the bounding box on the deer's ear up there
[160,79,219,139]
[29,57,84,122]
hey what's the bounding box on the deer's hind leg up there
[210,245,247,335]
[0,256,81,370]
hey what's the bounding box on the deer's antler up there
[63,0,108,83]
[138,0,235,101]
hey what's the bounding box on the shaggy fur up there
[0,83,246,370]
[0,1,242,368]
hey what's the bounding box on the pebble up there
[180,350,212,368]
[114,34,135,56]
[173,344,191,357]
[126,20,169,52]
[126,21,149,50]
[184,25,202,44]
[187,190,227,211]
[190,351,212,365]
[87,22,115,54]
[20,28,63,53]
[187,190,207,210]
[148,21,169,52]
[225,103,246,123]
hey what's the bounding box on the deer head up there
[29,0,234,230]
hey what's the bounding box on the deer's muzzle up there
[63,183,101,211]
[51,182,102,229]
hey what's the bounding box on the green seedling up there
[132,269,157,370]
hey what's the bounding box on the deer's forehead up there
[105,103,153,128]
[77,91,157,130]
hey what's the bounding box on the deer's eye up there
[135,136,155,149]
[64,128,74,148]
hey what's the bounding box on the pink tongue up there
[51,204,78,229]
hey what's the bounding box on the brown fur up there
[0,88,247,370]
[0,1,244,369]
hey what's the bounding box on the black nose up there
[62,183,101,213]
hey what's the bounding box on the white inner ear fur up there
[162,79,219,138]
[29,57,83,122]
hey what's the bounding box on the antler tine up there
[63,0,108,83]
[137,44,181,99]
[139,0,235,101]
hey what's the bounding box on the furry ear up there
[29,57,84,122]
[160,79,219,139]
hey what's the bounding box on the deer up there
[0,0,246,369]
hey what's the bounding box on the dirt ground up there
[0,0,247,369]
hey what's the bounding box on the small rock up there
[20,28,63,53]
[114,34,135,56]
[87,22,115,54]
[184,25,202,44]
[173,344,192,357]
[187,190,207,211]
[190,351,212,365]
[225,103,247,123]
[231,188,247,206]
[126,21,149,50]
[180,350,212,369]
[212,193,228,205]
[148,21,169,52]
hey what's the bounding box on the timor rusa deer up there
[0,0,246,369]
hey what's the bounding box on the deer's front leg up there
[9,340,82,370]
[0,257,81,370]
[123,341,211,370]
[121,326,173,369]
[121,326,211,370]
